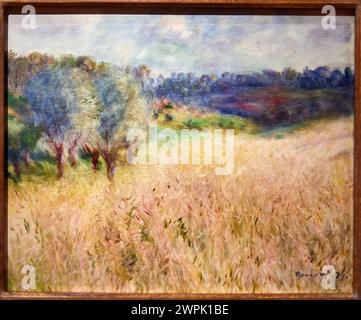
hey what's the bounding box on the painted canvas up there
[7,14,354,293]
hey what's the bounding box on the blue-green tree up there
[24,65,98,178]
[91,64,148,180]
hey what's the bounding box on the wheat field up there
[7,117,353,293]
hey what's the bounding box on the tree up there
[8,115,23,178]
[8,91,42,175]
[20,124,42,166]
[282,67,298,82]
[8,51,55,95]
[343,67,354,86]
[8,53,28,95]
[82,142,100,172]
[329,69,344,87]
[133,65,154,103]
[24,66,98,178]
[91,64,148,180]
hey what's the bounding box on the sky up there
[8,14,355,77]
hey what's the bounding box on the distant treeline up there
[153,66,354,105]
[9,50,354,98]
[150,67,354,127]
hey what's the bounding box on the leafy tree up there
[24,66,98,178]
[82,143,100,172]
[8,51,55,95]
[8,53,29,95]
[76,56,97,72]
[343,67,354,86]
[7,115,23,178]
[57,54,77,69]
[91,64,148,180]
[8,92,42,169]
[20,124,42,166]
[329,69,344,87]
[282,67,298,81]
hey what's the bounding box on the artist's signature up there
[295,271,349,280]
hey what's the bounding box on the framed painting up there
[0,0,360,300]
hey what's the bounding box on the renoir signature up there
[295,265,349,289]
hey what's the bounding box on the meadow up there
[7,116,353,293]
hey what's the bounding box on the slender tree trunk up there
[106,158,116,181]
[68,134,81,168]
[57,160,65,179]
[68,145,77,167]
[103,152,116,181]
[82,143,100,172]
[13,161,20,178]
[54,143,65,179]
[91,150,100,172]
[22,149,31,167]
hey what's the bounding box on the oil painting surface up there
[7,15,354,293]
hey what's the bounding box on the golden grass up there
[7,117,353,293]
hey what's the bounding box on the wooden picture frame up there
[0,0,360,300]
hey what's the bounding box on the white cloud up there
[156,16,193,40]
